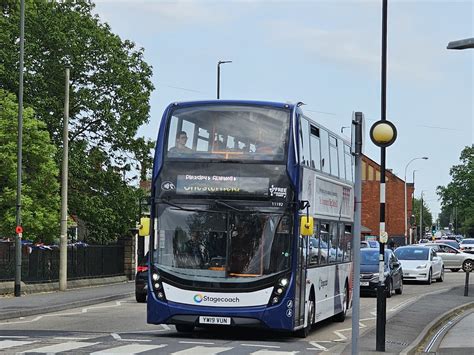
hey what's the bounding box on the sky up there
[93,0,473,220]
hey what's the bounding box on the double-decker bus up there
[146,100,354,337]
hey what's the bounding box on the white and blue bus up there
[147,100,354,337]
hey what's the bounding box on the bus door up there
[294,234,308,327]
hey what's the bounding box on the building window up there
[362,161,367,180]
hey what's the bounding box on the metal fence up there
[0,242,124,283]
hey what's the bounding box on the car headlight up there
[416,263,427,269]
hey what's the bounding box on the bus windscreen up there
[165,105,290,161]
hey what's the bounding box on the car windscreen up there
[461,239,474,244]
[394,248,429,260]
[360,249,391,265]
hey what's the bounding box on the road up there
[0,271,466,354]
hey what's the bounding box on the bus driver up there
[169,131,193,154]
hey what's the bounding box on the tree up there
[438,145,474,237]
[1,0,155,243]
[412,197,432,238]
[0,89,60,243]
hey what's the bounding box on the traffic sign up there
[16,226,23,234]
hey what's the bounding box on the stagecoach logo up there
[269,185,287,198]
[318,277,328,290]
[194,293,204,303]
[161,181,176,191]
[193,293,240,304]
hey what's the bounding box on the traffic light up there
[431,224,436,235]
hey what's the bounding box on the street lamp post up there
[404,157,428,245]
[217,60,232,99]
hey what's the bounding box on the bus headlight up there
[268,275,290,306]
[151,268,166,301]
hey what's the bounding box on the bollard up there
[465,271,470,297]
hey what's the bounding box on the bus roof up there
[165,99,296,111]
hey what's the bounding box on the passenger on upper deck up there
[169,131,193,155]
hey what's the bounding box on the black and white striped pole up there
[370,120,396,352]
[370,3,398,350]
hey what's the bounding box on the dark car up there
[135,253,149,303]
[359,248,403,297]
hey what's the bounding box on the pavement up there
[0,280,134,321]
[0,280,472,354]
[342,284,474,354]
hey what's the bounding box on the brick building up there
[361,155,414,243]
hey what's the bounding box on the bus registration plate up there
[199,316,231,325]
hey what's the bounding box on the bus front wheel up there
[297,299,314,338]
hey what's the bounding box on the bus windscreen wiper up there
[214,199,246,212]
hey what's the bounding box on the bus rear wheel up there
[334,284,348,322]
[175,324,195,333]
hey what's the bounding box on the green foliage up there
[412,197,432,236]
[1,1,155,243]
[438,145,474,237]
[0,89,60,243]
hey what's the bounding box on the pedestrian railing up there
[0,242,124,283]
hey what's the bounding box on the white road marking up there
[171,345,232,354]
[0,340,35,350]
[91,344,167,354]
[333,329,349,342]
[179,341,215,345]
[241,344,281,348]
[54,337,91,340]
[23,341,98,353]
[251,351,299,354]
[111,333,121,340]
[309,341,328,351]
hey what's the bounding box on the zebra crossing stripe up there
[90,344,167,354]
[23,341,99,353]
[0,340,35,350]
[171,345,233,354]
[251,351,299,355]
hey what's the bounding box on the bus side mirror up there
[300,216,314,236]
[139,217,150,237]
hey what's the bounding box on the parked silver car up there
[460,239,474,254]
[423,243,474,272]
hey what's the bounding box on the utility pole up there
[420,191,424,240]
[59,67,70,291]
[351,112,364,355]
[14,0,26,297]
